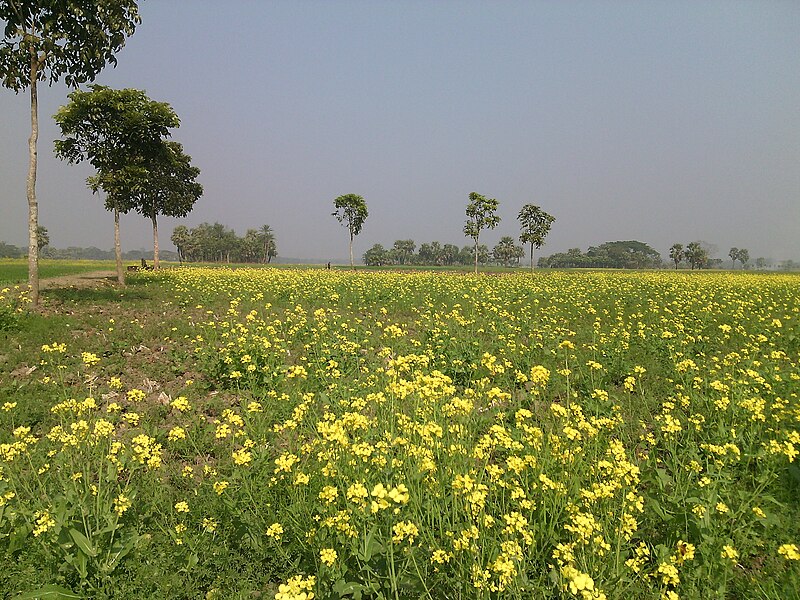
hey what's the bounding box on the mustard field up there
[1,268,798,599]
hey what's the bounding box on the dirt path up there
[40,270,118,290]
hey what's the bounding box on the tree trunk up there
[530,244,535,271]
[151,213,160,269]
[113,204,125,285]
[349,232,354,268]
[473,241,478,274]
[27,57,40,305]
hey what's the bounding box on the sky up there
[1,1,799,263]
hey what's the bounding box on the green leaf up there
[106,533,141,568]
[68,528,97,558]
[333,580,365,598]
[13,584,82,599]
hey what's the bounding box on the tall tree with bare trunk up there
[464,192,500,274]
[0,0,140,304]
[518,204,555,271]
[332,194,368,268]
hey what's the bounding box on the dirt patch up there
[40,270,118,290]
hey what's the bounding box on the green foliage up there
[121,141,202,222]
[36,226,49,251]
[669,243,684,269]
[541,241,662,269]
[0,242,23,259]
[170,222,278,264]
[685,241,708,270]
[54,85,180,214]
[730,247,750,270]
[331,194,368,239]
[492,236,524,267]
[0,1,140,91]
[362,244,388,266]
[464,192,501,273]
[463,192,500,242]
[518,204,555,269]
[332,194,368,267]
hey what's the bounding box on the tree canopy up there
[518,204,555,270]
[540,241,662,269]
[332,193,368,267]
[107,141,202,268]
[171,223,278,264]
[54,85,181,280]
[493,236,524,267]
[464,192,500,273]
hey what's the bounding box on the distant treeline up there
[170,223,277,264]
[364,240,495,267]
[0,241,178,262]
[538,241,663,269]
[364,238,799,271]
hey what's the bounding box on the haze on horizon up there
[1,1,798,264]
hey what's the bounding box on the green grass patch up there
[0,259,120,285]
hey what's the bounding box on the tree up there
[36,224,48,250]
[392,239,416,265]
[685,242,707,270]
[332,194,368,268]
[755,257,767,270]
[518,204,555,270]
[240,229,261,263]
[54,85,180,283]
[441,243,459,266]
[669,243,684,270]
[363,244,388,266]
[418,243,436,265]
[115,141,202,268]
[729,247,739,270]
[463,192,500,274]
[171,225,189,264]
[493,236,524,267]
[1,0,141,304]
[258,225,277,263]
[0,241,23,258]
[737,248,749,269]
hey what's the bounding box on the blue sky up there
[1,1,798,262]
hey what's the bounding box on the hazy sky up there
[1,1,799,262]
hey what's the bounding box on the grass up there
[0,259,118,285]
[0,267,798,599]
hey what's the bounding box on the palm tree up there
[259,225,275,263]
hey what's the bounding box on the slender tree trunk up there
[474,240,478,274]
[151,213,160,269]
[113,204,125,285]
[349,232,354,268]
[27,57,40,305]
[530,244,535,271]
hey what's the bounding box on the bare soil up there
[40,270,118,290]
